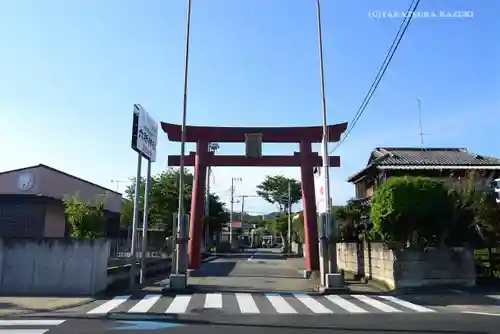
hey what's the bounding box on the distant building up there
[347,147,500,203]
[0,164,122,238]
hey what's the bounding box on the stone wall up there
[0,238,109,295]
[337,242,476,289]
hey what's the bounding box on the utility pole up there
[229,179,234,245]
[205,142,219,250]
[316,0,331,285]
[241,196,246,222]
[110,180,126,192]
[287,179,292,254]
[229,177,241,244]
[240,195,245,244]
[416,97,426,145]
[204,166,211,250]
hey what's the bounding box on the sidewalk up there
[0,296,94,316]
[285,256,389,294]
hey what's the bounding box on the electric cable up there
[329,0,421,153]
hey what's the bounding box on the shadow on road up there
[20,313,493,334]
[189,261,237,277]
[394,291,500,309]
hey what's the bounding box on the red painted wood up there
[161,122,348,143]
[168,153,341,167]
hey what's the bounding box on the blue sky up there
[0,0,498,214]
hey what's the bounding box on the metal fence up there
[108,235,172,267]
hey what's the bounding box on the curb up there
[0,298,97,317]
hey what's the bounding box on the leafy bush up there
[63,193,107,239]
[335,199,371,242]
[370,176,454,248]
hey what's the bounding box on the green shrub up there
[370,176,454,248]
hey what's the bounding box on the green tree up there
[335,199,371,242]
[256,175,301,212]
[447,171,500,246]
[370,176,454,248]
[264,213,290,252]
[63,192,107,238]
[121,169,228,235]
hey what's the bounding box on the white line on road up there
[165,295,192,314]
[87,295,131,314]
[294,294,332,314]
[462,311,500,316]
[127,294,162,313]
[204,293,223,308]
[486,295,500,300]
[0,320,65,326]
[325,295,368,313]
[378,296,435,313]
[265,293,297,314]
[0,330,49,334]
[247,250,259,261]
[352,295,402,313]
[236,293,260,313]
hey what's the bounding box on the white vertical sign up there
[131,104,158,162]
[315,167,327,214]
[316,139,332,214]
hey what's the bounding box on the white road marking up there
[378,295,435,312]
[486,295,500,300]
[127,294,162,313]
[352,295,402,312]
[266,294,297,314]
[0,320,65,326]
[325,295,368,313]
[0,330,49,334]
[165,295,192,314]
[236,293,260,313]
[294,294,332,313]
[204,293,223,308]
[87,295,131,314]
[248,250,260,261]
[462,311,500,316]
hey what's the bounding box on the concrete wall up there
[337,242,476,289]
[0,238,109,295]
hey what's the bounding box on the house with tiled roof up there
[347,147,500,201]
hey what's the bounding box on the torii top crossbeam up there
[160,122,348,143]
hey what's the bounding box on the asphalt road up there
[187,248,317,293]
[7,313,500,334]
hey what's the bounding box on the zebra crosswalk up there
[85,293,437,315]
[0,319,66,334]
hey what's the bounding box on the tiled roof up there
[369,147,500,166]
[348,147,500,183]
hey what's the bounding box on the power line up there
[329,0,421,153]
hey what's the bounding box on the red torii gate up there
[161,122,348,272]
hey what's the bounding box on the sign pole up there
[129,153,142,290]
[130,103,158,288]
[140,159,152,284]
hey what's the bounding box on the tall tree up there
[256,175,302,212]
[264,213,290,252]
[121,169,228,235]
